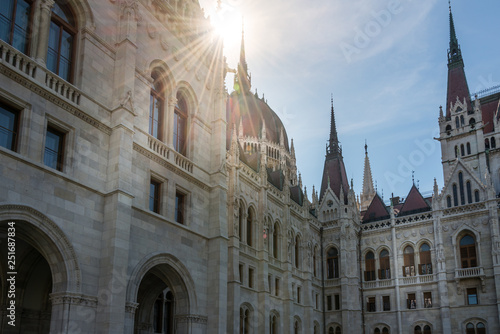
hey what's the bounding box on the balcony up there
[400,274,435,285]
[363,279,394,289]
[455,267,484,279]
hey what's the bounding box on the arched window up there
[270,314,278,334]
[240,308,250,334]
[1,0,33,53]
[238,205,244,240]
[48,1,76,82]
[466,323,475,334]
[294,320,300,334]
[382,328,389,334]
[419,243,432,275]
[329,328,334,334]
[477,322,486,334]
[174,94,188,156]
[460,144,465,156]
[485,138,490,150]
[374,329,381,334]
[446,196,452,208]
[452,184,458,206]
[365,251,375,281]
[454,145,458,158]
[414,326,422,334]
[294,235,300,268]
[460,235,477,268]
[474,190,480,202]
[466,142,471,155]
[246,208,253,247]
[456,116,460,129]
[379,250,390,279]
[403,246,415,277]
[460,115,464,126]
[335,327,341,334]
[273,222,279,259]
[459,172,465,205]
[492,137,497,149]
[466,181,472,204]
[327,247,339,279]
[423,325,431,334]
[150,70,165,140]
[446,125,452,135]
[153,290,175,334]
[313,246,317,277]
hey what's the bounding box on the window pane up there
[47,22,60,74]
[0,105,18,150]
[12,0,30,52]
[44,127,64,170]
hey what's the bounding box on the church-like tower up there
[360,141,376,211]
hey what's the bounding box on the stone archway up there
[126,253,205,334]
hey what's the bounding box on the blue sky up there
[200,0,500,202]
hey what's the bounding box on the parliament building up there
[0,1,499,333]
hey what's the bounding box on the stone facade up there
[0,1,499,334]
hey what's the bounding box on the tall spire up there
[360,140,376,211]
[326,95,341,160]
[445,2,471,118]
[234,18,251,94]
[319,96,349,204]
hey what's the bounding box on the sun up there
[211,9,243,60]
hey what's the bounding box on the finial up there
[412,171,415,184]
[364,139,368,155]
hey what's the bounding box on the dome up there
[226,91,290,152]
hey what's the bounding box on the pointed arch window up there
[47,1,76,82]
[446,196,452,208]
[149,70,165,140]
[459,172,465,205]
[294,235,300,268]
[313,246,317,277]
[455,116,460,129]
[273,222,279,259]
[452,184,458,206]
[466,142,471,155]
[239,307,250,334]
[270,314,278,334]
[174,94,188,156]
[379,249,390,279]
[414,326,422,334]
[460,235,477,268]
[485,138,490,150]
[238,205,244,240]
[329,327,334,334]
[474,190,480,202]
[454,145,458,158]
[460,115,464,126]
[419,243,432,275]
[403,246,415,277]
[0,0,33,53]
[466,181,472,203]
[364,251,375,281]
[246,208,253,247]
[153,290,175,334]
[423,325,431,334]
[492,137,497,148]
[460,144,465,156]
[327,247,339,278]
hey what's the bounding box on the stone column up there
[35,0,55,65]
[167,95,177,148]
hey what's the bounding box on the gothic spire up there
[234,19,251,93]
[326,95,341,160]
[445,2,471,118]
[360,141,376,211]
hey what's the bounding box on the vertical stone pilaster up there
[35,0,55,65]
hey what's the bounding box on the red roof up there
[319,157,349,204]
[480,92,500,134]
[446,63,471,118]
[362,194,390,222]
[398,185,430,215]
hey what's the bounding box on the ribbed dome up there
[226,91,290,151]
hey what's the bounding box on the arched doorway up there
[127,254,199,334]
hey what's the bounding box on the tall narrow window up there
[407,293,416,309]
[466,142,471,155]
[452,184,458,206]
[492,137,497,148]
[460,235,477,268]
[459,172,465,205]
[454,145,458,158]
[0,103,20,151]
[403,246,415,277]
[270,314,278,334]
[383,296,390,311]
[474,190,480,202]
[47,2,76,82]
[466,181,472,204]
[175,191,185,224]
[149,71,164,140]
[327,247,339,278]
[365,251,375,281]
[455,116,459,129]
[414,326,422,334]
[334,294,340,310]
[379,249,390,279]
[327,295,332,311]
[485,138,490,149]
[460,115,464,126]
[149,180,160,213]
[246,208,253,246]
[423,292,432,308]
[419,243,432,275]
[446,196,452,208]
[248,268,254,288]
[174,95,188,156]
[44,126,64,171]
[0,0,32,53]
[294,235,300,268]
[275,278,279,296]
[238,205,243,240]
[313,246,317,277]
[466,323,475,334]
[460,144,464,156]
[423,325,431,334]
[367,297,376,312]
[476,323,486,334]
[273,222,279,259]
